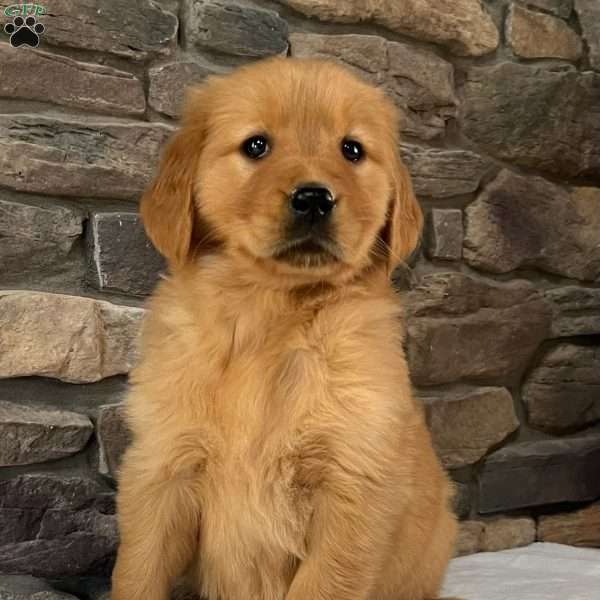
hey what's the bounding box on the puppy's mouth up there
[272,235,342,267]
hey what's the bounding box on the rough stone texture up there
[0,45,145,116]
[0,193,84,289]
[455,521,484,556]
[0,115,173,200]
[290,33,457,140]
[507,4,582,61]
[425,209,463,261]
[0,291,144,383]
[0,575,79,599]
[149,60,225,118]
[545,286,600,337]
[481,517,536,552]
[97,404,131,479]
[400,144,492,198]
[282,0,499,56]
[0,474,117,577]
[478,435,600,513]
[403,273,551,386]
[39,0,178,60]
[575,0,600,71]
[87,211,165,296]
[183,0,288,57]
[464,170,600,281]
[522,344,600,433]
[522,0,573,17]
[538,503,600,547]
[0,401,92,467]
[453,482,471,520]
[462,63,600,180]
[422,387,519,468]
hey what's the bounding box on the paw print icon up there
[4,15,45,48]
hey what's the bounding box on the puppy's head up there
[141,58,422,284]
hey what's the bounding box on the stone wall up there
[0,0,599,597]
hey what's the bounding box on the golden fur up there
[112,58,457,600]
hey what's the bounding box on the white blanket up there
[442,543,600,600]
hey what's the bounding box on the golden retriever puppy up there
[112,57,457,600]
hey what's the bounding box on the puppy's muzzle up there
[289,184,335,226]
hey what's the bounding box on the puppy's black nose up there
[289,185,335,223]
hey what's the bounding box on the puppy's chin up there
[271,236,342,268]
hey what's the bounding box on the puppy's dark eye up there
[242,135,269,159]
[341,138,364,162]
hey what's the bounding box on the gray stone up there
[425,209,463,261]
[149,60,225,118]
[0,575,79,599]
[87,211,165,296]
[0,45,145,116]
[40,0,177,60]
[0,474,117,577]
[282,0,499,56]
[422,387,519,468]
[520,0,573,18]
[400,144,492,198]
[507,4,582,60]
[478,435,600,513]
[403,273,551,386]
[0,193,84,289]
[453,482,471,520]
[462,63,600,180]
[98,404,131,479]
[290,33,457,140]
[0,114,173,200]
[545,286,600,337]
[480,517,536,552]
[523,344,600,433]
[0,401,92,466]
[464,171,600,281]
[538,503,600,547]
[0,291,144,383]
[183,0,288,57]
[575,0,600,71]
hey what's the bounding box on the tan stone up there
[538,503,600,547]
[422,387,519,469]
[148,60,225,118]
[403,273,551,386]
[0,115,173,200]
[464,170,600,281]
[455,521,484,556]
[507,4,582,61]
[290,33,456,140]
[523,344,600,433]
[0,46,145,116]
[462,64,600,180]
[283,0,499,56]
[481,518,536,552]
[0,291,145,383]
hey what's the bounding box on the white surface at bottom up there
[441,542,600,600]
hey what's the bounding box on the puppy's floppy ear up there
[140,86,210,269]
[376,99,423,276]
[379,153,423,275]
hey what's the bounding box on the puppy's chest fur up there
[137,280,407,596]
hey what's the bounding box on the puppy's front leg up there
[112,444,202,600]
[286,462,399,600]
